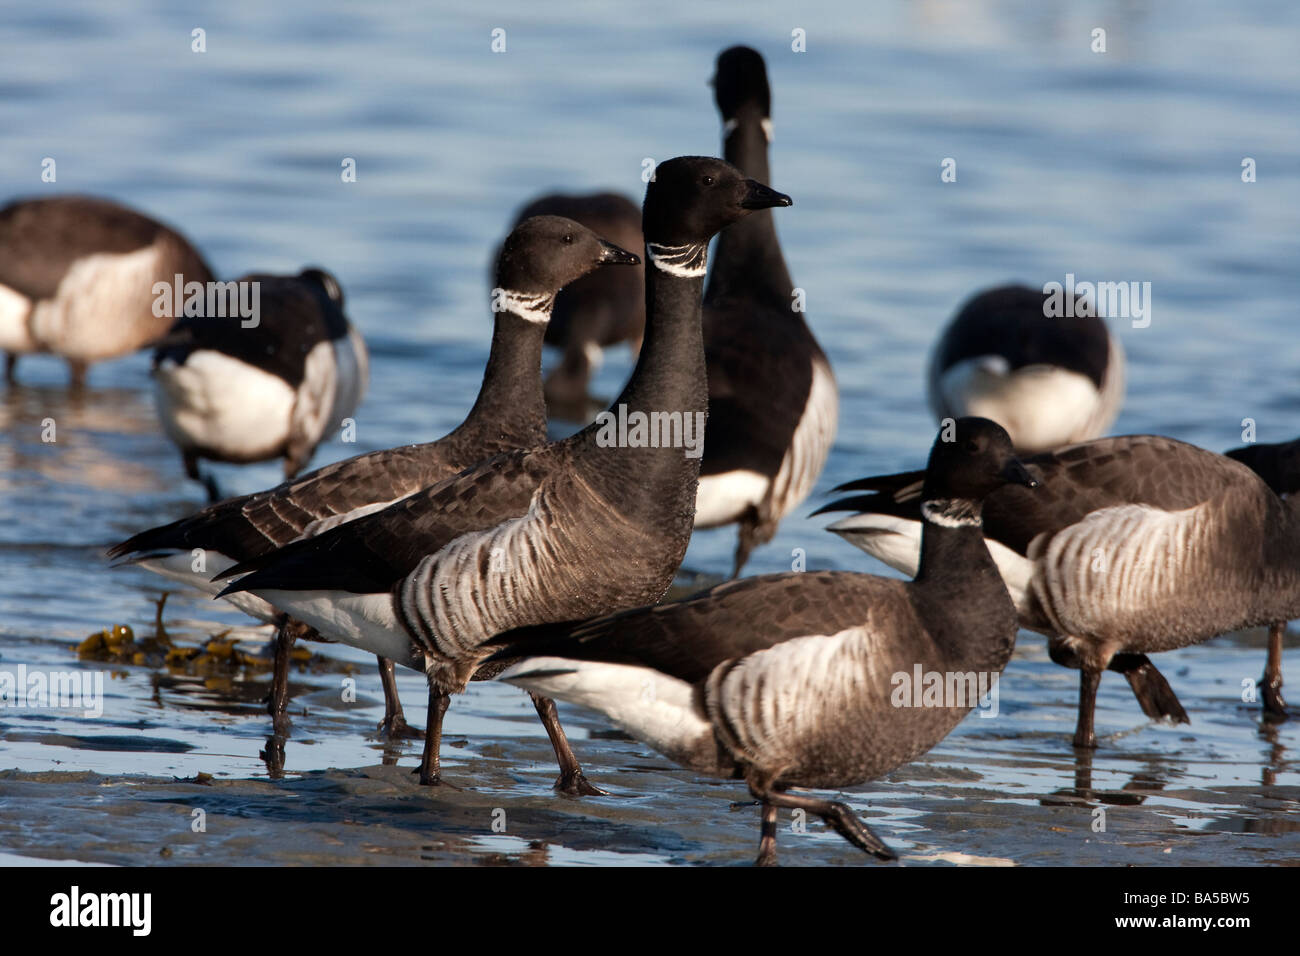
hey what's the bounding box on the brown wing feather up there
[493,570,911,683]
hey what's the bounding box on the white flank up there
[693,469,770,527]
[136,552,278,622]
[27,244,164,361]
[0,283,35,353]
[989,539,1035,610]
[932,358,1104,454]
[289,340,341,455]
[827,513,922,577]
[827,513,1034,612]
[134,492,404,628]
[254,588,413,662]
[694,358,836,529]
[327,326,369,430]
[768,357,838,523]
[152,350,294,460]
[1030,502,1212,639]
[706,629,885,768]
[137,550,234,597]
[499,658,715,770]
[399,487,559,664]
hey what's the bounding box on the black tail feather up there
[830,469,925,495]
[482,618,591,665]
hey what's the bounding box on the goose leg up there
[1050,638,1188,724]
[67,358,87,390]
[1073,668,1102,749]
[153,592,169,639]
[182,451,222,502]
[732,518,758,580]
[1262,621,1288,720]
[4,353,16,384]
[529,693,607,796]
[1045,634,1190,723]
[1110,653,1189,724]
[377,657,423,738]
[282,445,311,481]
[733,508,780,579]
[417,686,455,786]
[748,781,896,863]
[267,614,295,735]
[755,801,779,866]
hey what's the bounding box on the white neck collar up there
[920,498,982,528]
[494,289,554,325]
[723,117,773,143]
[646,242,708,278]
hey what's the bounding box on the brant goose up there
[215,157,792,787]
[694,46,838,576]
[151,268,369,501]
[0,195,214,387]
[1225,436,1300,718]
[820,434,1300,747]
[111,216,639,754]
[929,285,1125,453]
[503,192,644,419]
[491,418,1037,865]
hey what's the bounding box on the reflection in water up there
[1039,749,1169,807]
[262,735,286,779]
[1256,722,1286,789]
[0,382,169,497]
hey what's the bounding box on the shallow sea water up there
[1,0,1298,865]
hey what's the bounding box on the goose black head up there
[495,215,639,297]
[937,284,1111,393]
[298,267,345,308]
[642,156,791,247]
[1225,437,1300,497]
[922,417,1038,503]
[713,45,770,121]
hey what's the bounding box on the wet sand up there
[2,606,1297,867]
